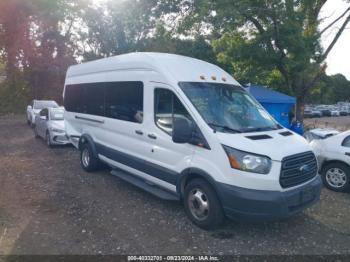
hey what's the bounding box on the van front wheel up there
[184,178,224,230]
[80,143,100,172]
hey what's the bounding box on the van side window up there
[83,83,105,116]
[64,84,83,113]
[105,82,143,123]
[65,81,143,123]
[154,88,192,135]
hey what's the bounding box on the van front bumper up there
[217,175,321,222]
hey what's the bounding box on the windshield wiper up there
[208,123,242,134]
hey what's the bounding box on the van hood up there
[215,129,312,161]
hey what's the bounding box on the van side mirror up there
[172,117,194,144]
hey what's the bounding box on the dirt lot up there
[0,115,350,255]
[304,116,350,131]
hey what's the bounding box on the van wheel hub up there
[82,148,90,167]
[188,188,209,221]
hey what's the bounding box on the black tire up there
[80,143,100,172]
[46,131,52,147]
[184,178,224,230]
[321,162,350,192]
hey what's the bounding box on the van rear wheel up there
[80,143,100,172]
[184,178,224,230]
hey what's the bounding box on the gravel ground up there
[0,115,350,255]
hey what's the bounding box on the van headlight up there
[222,145,271,174]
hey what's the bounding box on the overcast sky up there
[320,0,350,80]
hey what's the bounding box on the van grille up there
[280,151,317,188]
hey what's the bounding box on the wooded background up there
[0,0,349,121]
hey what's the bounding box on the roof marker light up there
[211,76,217,80]
[222,77,227,82]
[200,75,206,80]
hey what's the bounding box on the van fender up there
[78,134,98,158]
[177,168,219,198]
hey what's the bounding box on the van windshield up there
[179,82,281,133]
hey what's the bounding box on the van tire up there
[184,178,224,230]
[321,162,350,192]
[80,143,100,172]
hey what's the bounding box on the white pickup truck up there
[26,100,59,126]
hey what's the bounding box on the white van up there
[63,53,321,229]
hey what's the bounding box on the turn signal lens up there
[228,154,241,169]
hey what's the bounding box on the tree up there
[0,0,88,107]
[80,0,216,64]
[81,0,160,60]
[172,0,350,121]
[0,0,33,79]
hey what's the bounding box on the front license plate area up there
[301,187,314,203]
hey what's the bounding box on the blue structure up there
[245,84,296,129]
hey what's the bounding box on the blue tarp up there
[246,84,296,104]
[245,84,296,128]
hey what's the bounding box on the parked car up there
[304,110,313,118]
[312,110,322,118]
[319,109,332,117]
[331,110,340,117]
[63,52,321,229]
[305,128,350,192]
[34,107,69,147]
[27,100,59,126]
[339,108,348,116]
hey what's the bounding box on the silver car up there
[34,107,70,147]
[27,100,59,127]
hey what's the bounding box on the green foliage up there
[0,76,30,114]
[81,2,216,64]
[0,0,87,111]
[310,74,350,104]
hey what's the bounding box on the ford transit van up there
[63,53,321,229]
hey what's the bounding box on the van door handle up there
[135,130,143,135]
[148,134,157,139]
[345,152,350,157]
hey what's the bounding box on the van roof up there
[66,52,240,86]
